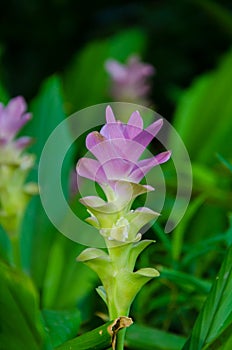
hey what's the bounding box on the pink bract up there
[105,55,155,105]
[0,96,32,150]
[76,106,171,187]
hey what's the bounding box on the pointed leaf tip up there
[135,267,160,278]
[96,286,107,305]
[76,248,110,262]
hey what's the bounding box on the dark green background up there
[1,0,232,117]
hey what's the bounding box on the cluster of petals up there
[105,55,155,105]
[77,105,171,188]
[76,106,171,242]
[0,96,31,151]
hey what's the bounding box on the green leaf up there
[182,227,231,267]
[42,238,66,308]
[20,75,73,289]
[77,247,110,262]
[77,247,112,287]
[204,323,232,350]
[96,285,107,305]
[151,221,172,252]
[42,235,98,310]
[110,268,159,317]
[0,225,11,263]
[216,153,232,173]
[190,163,230,205]
[42,309,81,347]
[22,75,67,165]
[225,214,232,247]
[0,261,47,350]
[135,267,160,278]
[126,323,186,350]
[159,267,211,294]
[173,48,232,165]
[171,195,206,261]
[219,336,232,350]
[128,240,154,270]
[182,244,232,349]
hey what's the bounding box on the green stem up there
[115,328,126,350]
[56,317,133,350]
[108,297,130,321]
[56,319,114,350]
[107,247,131,350]
[108,244,131,350]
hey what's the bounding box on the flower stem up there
[107,243,133,350]
[107,256,130,350]
[115,328,126,350]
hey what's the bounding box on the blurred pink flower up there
[105,55,155,106]
[77,106,171,188]
[0,96,32,150]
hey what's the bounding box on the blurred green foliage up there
[0,1,232,349]
[0,260,48,350]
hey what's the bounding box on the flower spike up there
[76,106,171,342]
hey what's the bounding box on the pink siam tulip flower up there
[76,106,171,243]
[76,106,170,329]
[0,96,37,242]
[77,106,171,188]
[0,96,32,151]
[105,55,155,106]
